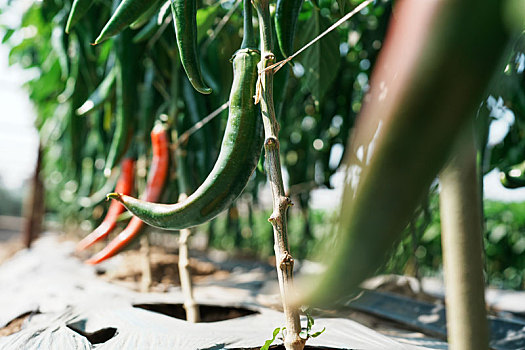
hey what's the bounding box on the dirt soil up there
[0,233,229,294]
[0,313,32,337]
[82,245,229,292]
[0,238,24,266]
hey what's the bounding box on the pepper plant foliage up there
[2,0,524,286]
[1,0,390,246]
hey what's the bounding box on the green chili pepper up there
[132,15,159,43]
[241,0,255,50]
[182,78,211,179]
[76,67,116,116]
[51,25,69,80]
[500,162,525,189]
[274,0,304,58]
[95,0,160,44]
[170,0,212,94]
[104,29,138,176]
[67,35,87,178]
[65,0,94,34]
[108,16,261,228]
[78,157,95,199]
[130,0,164,29]
[137,58,156,157]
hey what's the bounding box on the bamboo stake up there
[253,1,304,348]
[439,123,489,350]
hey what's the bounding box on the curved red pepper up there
[76,157,135,251]
[86,123,169,264]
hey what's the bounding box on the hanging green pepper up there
[500,162,525,189]
[274,0,304,58]
[65,0,94,34]
[76,67,116,116]
[94,0,160,44]
[132,15,160,43]
[130,0,164,29]
[108,4,261,229]
[170,0,212,94]
[104,29,138,176]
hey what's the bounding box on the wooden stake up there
[440,123,489,350]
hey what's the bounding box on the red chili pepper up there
[85,123,169,264]
[76,157,135,251]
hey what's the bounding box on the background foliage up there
[1,0,525,290]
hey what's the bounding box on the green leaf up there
[299,10,340,102]
[310,327,326,338]
[257,152,266,174]
[196,2,220,44]
[2,29,14,43]
[260,327,281,350]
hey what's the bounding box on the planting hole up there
[233,347,344,350]
[133,303,258,322]
[67,322,117,344]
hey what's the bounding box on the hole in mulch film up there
[133,303,258,323]
[67,322,118,345]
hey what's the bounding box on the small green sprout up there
[260,309,325,349]
[260,327,282,350]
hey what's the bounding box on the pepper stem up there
[240,0,255,49]
[106,192,122,201]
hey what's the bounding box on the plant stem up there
[140,234,152,293]
[178,227,200,322]
[177,193,200,323]
[240,0,255,50]
[253,1,304,349]
[439,123,489,350]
